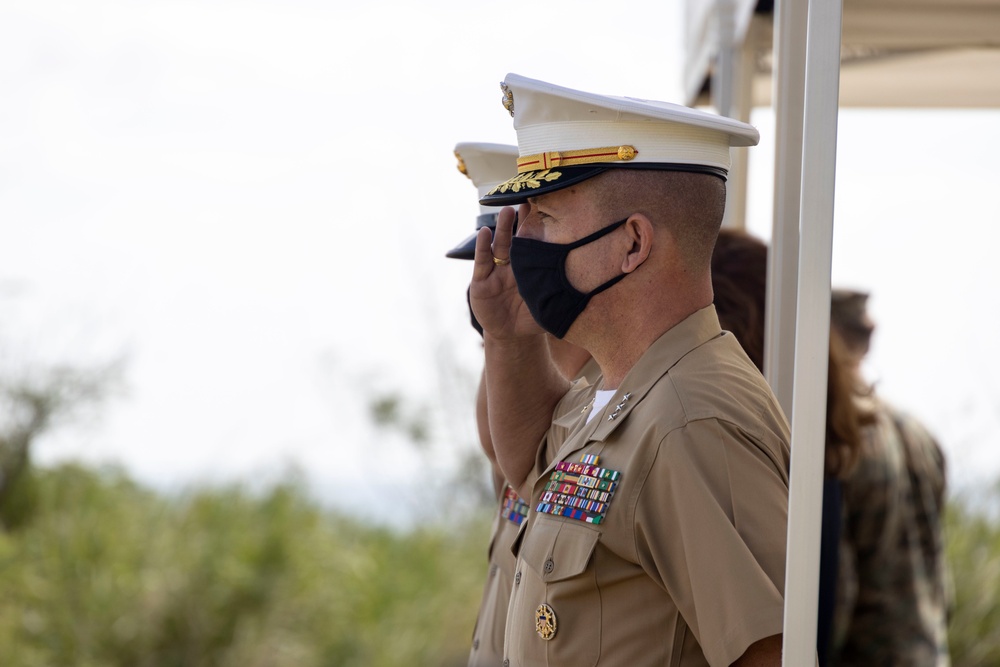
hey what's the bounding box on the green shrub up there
[7,462,998,666]
[0,463,491,667]
[945,485,1000,666]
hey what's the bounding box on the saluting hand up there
[470,204,544,339]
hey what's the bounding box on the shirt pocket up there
[516,517,602,667]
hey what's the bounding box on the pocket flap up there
[520,518,600,583]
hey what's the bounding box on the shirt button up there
[515,571,521,585]
[473,639,479,650]
[490,564,498,578]
[544,559,554,573]
[503,660,510,667]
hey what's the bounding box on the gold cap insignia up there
[486,169,563,196]
[501,81,514,117]
[535,603,557,640]
[454,150,469,177]
[617,145,637,161]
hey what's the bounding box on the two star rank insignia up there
[535,453,621,525]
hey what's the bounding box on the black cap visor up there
[445,231,479,260]
[445,213,499,260]
[479,162,729,207]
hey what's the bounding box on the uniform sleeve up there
[834,409,907,661]
[892,407,947,526]
[891,410,951,619]
[633,417,788,667]
[834,405,945,663]
[842,413,905,593]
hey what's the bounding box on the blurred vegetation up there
[0,321,504,666]
[0,462,994,665]
[0,463,492,667]
[945,484,1000,666]
[0,360,121,530]
[0,349,997,665]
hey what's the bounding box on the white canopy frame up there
[681,0,1000,662]
[776,0,842,663]
[687,3,843,660]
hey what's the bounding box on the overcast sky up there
[2,0,998,521]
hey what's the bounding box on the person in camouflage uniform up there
[829,290,951,667]
[710,231,951,666]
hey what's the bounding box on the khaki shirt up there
[470,358,603,667]
[469,490,526,666]
[503,306,791,667]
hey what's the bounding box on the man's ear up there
[621,214,654,273]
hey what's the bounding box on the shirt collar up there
[580,305,724,443]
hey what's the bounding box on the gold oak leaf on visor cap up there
[446,142,520,259]
[479,73,761,207]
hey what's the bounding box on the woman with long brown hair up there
[710,228,949,666]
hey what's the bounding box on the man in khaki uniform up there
[449,142,599,667]
[469,74,792,666]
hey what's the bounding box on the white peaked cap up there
[481,73,760,206]
[446,142,518,260]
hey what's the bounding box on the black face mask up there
[509,218,629,339]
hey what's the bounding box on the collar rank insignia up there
[500,485,529,526]
[535,453,621,525]
[607,392,632,421]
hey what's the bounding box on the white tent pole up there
[764,0,807,414]
[713,0,755,230]
[712,0,736,116]
[724,19,755,230]
[781,0,843,664]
